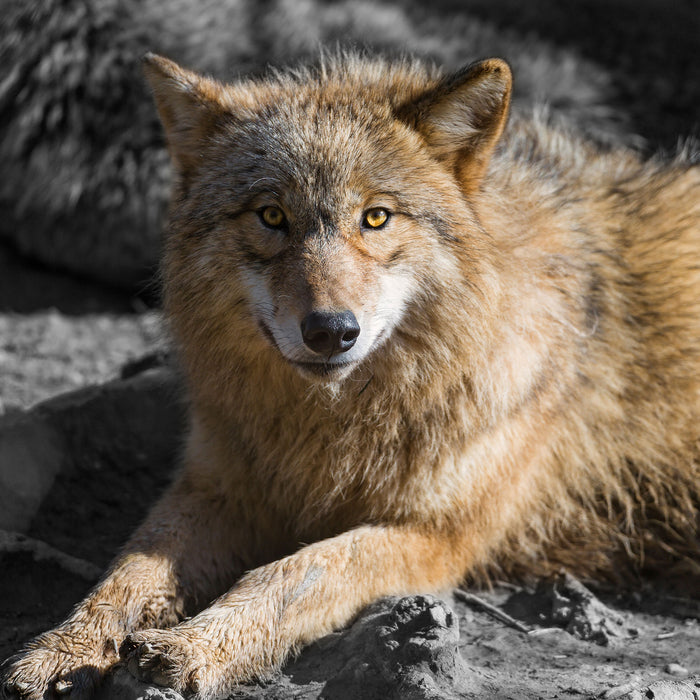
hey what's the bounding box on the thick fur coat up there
[3,53,700,700]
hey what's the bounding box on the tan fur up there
[4,52,700,700]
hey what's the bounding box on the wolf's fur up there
[4,53,700,699]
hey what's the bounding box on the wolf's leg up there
[121,524,465,699]
[1,474,245,700]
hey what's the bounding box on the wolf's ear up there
[405,59,512,193]
[143,53,230,173]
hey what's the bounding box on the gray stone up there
[0,409,63,532]
[315,595,472,700]
[0,367,184,564]
[503,572,629,646]
[622,678,700,700]
[546,572,627,645]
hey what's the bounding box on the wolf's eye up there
[259,206,286,229]
[363,208,390,229]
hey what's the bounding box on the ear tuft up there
[408,58,512,193]
[143,53,229,173]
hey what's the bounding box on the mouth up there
[256,320,357,380]
[289,359,355,379]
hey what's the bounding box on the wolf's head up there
[145,53,510,384]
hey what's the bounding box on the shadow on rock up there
[503,572,630,645]
[290,595,474,700]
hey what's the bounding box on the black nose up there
[300,310,360,356]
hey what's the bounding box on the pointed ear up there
[143,53,231,173]
[406,59,512,193]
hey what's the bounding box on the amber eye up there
[363,208,390,229]
[259,206,286,229]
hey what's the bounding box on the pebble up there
[664,663,688,676]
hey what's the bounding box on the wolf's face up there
[146,55,511,382]
[211,105,449,381]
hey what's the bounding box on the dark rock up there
[320,595,471,700]
[0,367,185,565]
[545,573,626,645]
[503,572,627,645]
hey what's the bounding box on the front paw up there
[1,631,115,700]
[120,629,211,697]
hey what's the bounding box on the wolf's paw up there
[1,633,112,700]
[120,629,213,696]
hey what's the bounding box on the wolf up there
[3,52,700,699]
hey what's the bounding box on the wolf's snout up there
[301,310,360,356]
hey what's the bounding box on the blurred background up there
[1,0,699,410]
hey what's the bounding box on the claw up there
[118,636,138,660]
[1,680,26,700]
[54,679,72,695]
